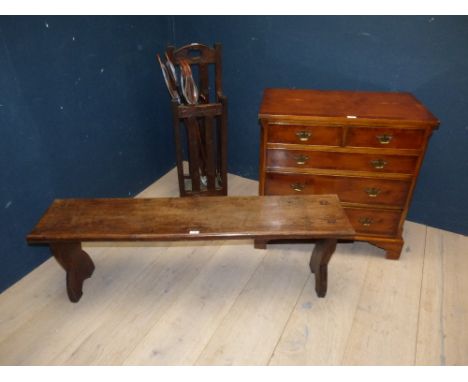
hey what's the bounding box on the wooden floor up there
[1,167,467,365]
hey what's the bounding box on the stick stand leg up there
[50,242,95,303]
[309,239,337,298]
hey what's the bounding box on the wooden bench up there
[26,195,355,302]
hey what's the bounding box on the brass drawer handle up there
[296,131,312,142]
[290,183,305,192]
[294,154,309,165]
[358,217,373,226]
[365,188,381,198]
[371,159,387,169]
[376,134,393,144]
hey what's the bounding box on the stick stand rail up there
[167,43,228,197]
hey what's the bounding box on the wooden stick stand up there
[167,43,228,197]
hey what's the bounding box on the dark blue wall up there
[173,15,468,235]
[0,16,176,292]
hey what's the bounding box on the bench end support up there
[309,239,337,298]
[50,242,95,303]
[254,239,267,250]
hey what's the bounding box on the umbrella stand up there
[166,43,228,197]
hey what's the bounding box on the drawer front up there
[266,149,418,174]
[344,207,401,236]
[267,124,341,146]
[264,173,410,207]
[346,127,426,149]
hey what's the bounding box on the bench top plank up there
[27,195,355,243]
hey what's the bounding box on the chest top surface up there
[259,88,439,128]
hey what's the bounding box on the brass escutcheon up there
[294,154,309,165]
[290,183,305,192]
[376,134,393,144]
[295,131,312,142]
[365,187,381,198]
[358,217,373,226]
[371,159,387,169]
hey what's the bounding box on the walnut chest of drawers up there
[258,88,439,259]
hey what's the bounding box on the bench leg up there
[254,239,267,249]
[309,239,337,298]
[50,242,95,303]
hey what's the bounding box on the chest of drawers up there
[258,88,439,259]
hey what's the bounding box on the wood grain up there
[267,123,342,146]
[52,242,225,365]
[346,126,426,149]
[123,242,265,365]
[415,226,468,365]
[269,242,372,365]
[0,245,170,365]
[1,167,466,365]
[264,172,411,208]
[168,43,227,197]
[343,207,401,237]
[195,244,312,365]
[267,149,419,174]
[341,221,426,365]
[258,88,439,259]
[27,195,355,243]
[259,88,439,127]
[0,245,108,343]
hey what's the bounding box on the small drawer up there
[346,127,426,149]
[267,124,341,146]
[264,173,410,207]
[266,149,418,174]
[344,207,401,236]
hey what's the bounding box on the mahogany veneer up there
[258,88,439,259]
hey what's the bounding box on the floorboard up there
[0,166,466,365]
[269,241,372,365]
[415,226,468,365]
[341,221,427,365]
[123,241,265,365]
[195,243,311,365]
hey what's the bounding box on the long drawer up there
[266,149,419,174]
[344,207,401,236]
[264,173,411,207]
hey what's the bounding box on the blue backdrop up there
[0,16,175,291]
[1,16,467,293]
